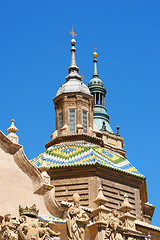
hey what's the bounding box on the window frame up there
[69,108,76,134]
[57,111,63,135]
[82,109,88,133]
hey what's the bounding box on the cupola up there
[46,33,125,156]
[48,28,95,146]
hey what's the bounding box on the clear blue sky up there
[0,0,160,226]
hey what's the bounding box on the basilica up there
[0,32,159,240]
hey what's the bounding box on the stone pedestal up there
[77,124,83,134]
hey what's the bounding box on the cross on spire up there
[70,26,77,39]
[93,44,97,52]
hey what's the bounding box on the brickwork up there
[50,165,143,221]
[53,92,94,135]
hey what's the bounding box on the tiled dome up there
[30,142,144,178]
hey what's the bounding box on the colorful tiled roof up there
[39,216,66,223]
[30,142,144,178]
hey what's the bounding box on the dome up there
[88,76,104,88]
[30,142,143,178]
[56,79,91,97]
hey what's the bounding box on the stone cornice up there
[136,220,160,232]
[45,133,103,149]
[53,91,94,105]
[0,130,21,154]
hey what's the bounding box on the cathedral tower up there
[53,36,94,136]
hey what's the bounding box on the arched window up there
[69,109,76,134]
[82,110,88,133]
[57,111,63,135]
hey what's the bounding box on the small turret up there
[88,49,113,133]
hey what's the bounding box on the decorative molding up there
[0,130,21,155]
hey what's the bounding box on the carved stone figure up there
[0,205,60,240]
[0,214,19,240]
[66,193,89,240]
[18,205,60,240]
[105,210,124,240]
[44,222,60,240]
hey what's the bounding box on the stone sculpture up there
[0,214,19,240]
[104,209,124,240]
[0,205,60,240]
[66,193,89,240]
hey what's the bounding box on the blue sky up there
[0,0,160,226]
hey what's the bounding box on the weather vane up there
[70,26,77,39]
[93,44,97,52]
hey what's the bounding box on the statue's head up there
[39,229,45,238]
[110,209,119,231]
[4,214,11,222]
[112,209,118,217]
[73,193,80,207]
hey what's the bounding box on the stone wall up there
[0,133,51,218]
[50,165,142,220]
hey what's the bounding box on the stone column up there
[62,96,68,126]
[76,95,82,127]
[103,94,105,106]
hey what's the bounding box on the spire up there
[88,49,113,133]
[66,27,81,82]
[7,119,19,144]
[89,47,104,88]
[92,45,98,77]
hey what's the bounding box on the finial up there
[39,157,50,172]
[66,27,81,81]
[70,25,77,39]
[70,26,77,48]
[93,44,97,52]
[94,185,107,206]
[93,44,98,58]
[92,46,98,77]
[39,157,51,185]
[119,194,133,213]
[97,186,104,198]
[147,232,151,240]
[116,126,120,136]
[7,119,19,144]
[101,121,107,131]
[7,119,18,134]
